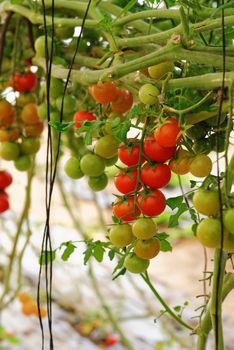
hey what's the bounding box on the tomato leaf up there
[83,245,93,265]
[173,305,181,312]
[49,120,74,132]
[190,180,197,188]
[192,223,198,234]
[168,203,188,227]
[189,208,197,222]
[166,196,183,210]
[108,248,116,261]
[61,241,76,261]
[113,267,126,280]
[160,239,172,252]
[39,250,56,265]
[112,120,131,143]
[93,245,105,262]
[156,232,169,240]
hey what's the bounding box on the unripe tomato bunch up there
[0,98,43,171]
[0,170,12,213]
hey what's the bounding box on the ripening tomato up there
[118,139,145,166]
[17,291,32,304]
[134,238,160,260]
[143,136,175,162]
[73,111,96,128]
[141,163,171,189]
[169,148,192,175]
[21,104,40,124]
[113,196,141,222]
[90,82,117,104]
[123,253,150,274]
[24,121,44,137]
[137,190,166,217]
[110,88,133,114]
[132,217,157,240]
[0,127,19,142]
[109,223,134,247]
[0,170,12,189]
[0,100,15,126]
[192,188,220,216]
[114,169,141,194]
[189,154,212,178]
[154,117,182,148]
[0,192,9,213]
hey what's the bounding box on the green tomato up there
[148,61,174,80]
[192,138,212,155]
[64,157,84,179]
[189,154,212,178]
[53,56,67,67]
[55,26,74,39]
[109,223,134,247]
[124,253,150,274]
[223,232,234,253]
[134,238,160,260]
[50,111,60,122]
[14,155,32,171]
[138,83,160,105]
[88,173,108,191]
[0,142,20,161]
[223,208,234,234]
[105,155,118,167]
[38,103,48,120]
[35,35,52,57]
[132,218,157,240]
[80,153,105,176]
[95,135,119,159]
[49,78,64,99]
[192,188,220,216]
[20,138,41,155]
[196,218,225,248]
[56,94,77,114]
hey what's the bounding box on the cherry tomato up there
[132,217,157,240]
[80,153,105,177]
[196,218,226,248]
[20,137,40,155]
[113,196,140,222]
[118,139,144,166]
[148,61,174,80]
[95,135,119,159]
[192,188,220,216]
[55,95,77,114]
[168,148,192,175]
[223,208,234,234]
[109,223,134,247]
[8,72,37,92]
[14,156,32,171]
[114,169,141,194]
[0,170,12,189]
[17,291,32,304]
[35,35,52,57]
[189,154,212,178]
[73,111,96,128]
[141,163,171,189]
[138,83,160,105]
[88,173,108,191]
[64,157,84,179]
[110,88,133,114]
[137,190,166,217]
[0,192,9,213]
[24,121,44,137]
[134,238,160,259]
[123,253,150,274]
[0,128,19,142]
[105,335,119,347]
[0,142,20,160]
[223,232,234,253]
[90,82,117,104]
[0,100,15,126]
[143,136,175,162]
[21,104,40,124]
[154,117,182,148]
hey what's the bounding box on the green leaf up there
[117,0,137,17]
[98,13,113,33]
[6,335,20,345]
[39,250,56,265]
[160,239,172,252]
[192,223,198,234]
[168,203,188,227]
[49,120,74,132]
[166,196,183,210]
[173,305,181,312]
[93,245,105,262]
[113,120,131,143]
[189,208,197,222]
[108,248,116,261]
[156,232,169,240]
[83,245,93,265]
[113,267,126,280]
[190,180,197,188]
[61,242,76,261]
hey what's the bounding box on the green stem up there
[196,273,234,350]
[210,249,227,350]
[141,272,194,331]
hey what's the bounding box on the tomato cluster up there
[0,98,43,171]
[0,170,12,213]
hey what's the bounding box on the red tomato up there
[90,82,117,104]
[143,136,175,162]
[110,88,133,114]
[0,192,9,213]
[118,139,145,166]
[105,335,119,346]
[113,196,141,222]
[137,190,166,217]
[154,117,182,148]
[0,170,12,190]
[114,169,141,194]
[73,111,96,128]
[8,71,37,92]
[141,163,171,188]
